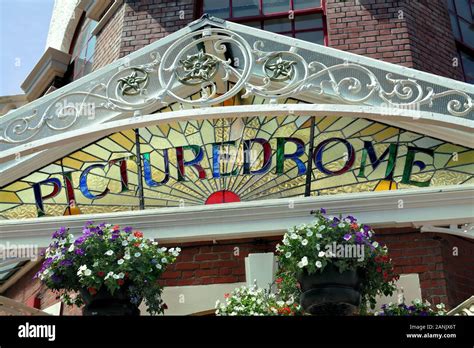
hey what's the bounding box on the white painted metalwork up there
[0,15,473,187]
[0,184,472,246]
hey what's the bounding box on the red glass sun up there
[205,190,241,205]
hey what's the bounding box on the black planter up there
[298,264,362,315]
[80,285,140,316]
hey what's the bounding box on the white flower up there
[122,241,128,246]
[160,247,167,252]
[306,230,313,237]
[152,241,158,246]
[124,254,131,260]
[68,244,75,252]
[84,269,92,276]
[117,259,124,265]
[93,261,99,267]
[105,271,114,280]
[316,244,321,250]
[105,250,114,256]
[318,251,325,257]
[338,223,345,228]
[285,252,292,258]
[316,233,322,238]
[290,233,298,240]
[372,241,379,248]
[134,252,141,257]
[315,261,322,268]
[282,237,289,246]
[297,256,308,268]
[318,225,325,231]
[161,257,168,264]
[113,274,120,279]
[301,239,308,246]
[277,301,285,307]
[118,272,125,278]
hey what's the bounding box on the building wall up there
[119,0,195,59]
[325,0,463,80]
[93,3,126,70]
[2,228,472,314]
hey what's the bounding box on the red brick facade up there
[2,228,472,314]
[326,0,463,80]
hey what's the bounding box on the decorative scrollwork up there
[264,54,296,81]
[175,50,219,85]
[0,24,472,146]
[118,68,149,95]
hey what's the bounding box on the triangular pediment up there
[0,14,473,187]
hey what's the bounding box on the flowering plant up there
[216,273,302,316]
[215,278,302,316]
[35,222,180,315]
[376,299,447,316]
[276,209,398,311]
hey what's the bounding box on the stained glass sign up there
[0,97,473,220]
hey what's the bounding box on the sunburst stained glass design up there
[0,95,473,220]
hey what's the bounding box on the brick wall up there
[119,0,195,58]
[159,237,280,287]
[2,228,472,315]
[326,0,464,80]
[93,3,126,71]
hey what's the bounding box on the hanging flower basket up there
[298,264,362,315]
[276,209,399,315]
[36,222,180,316]
[79,282,140,316]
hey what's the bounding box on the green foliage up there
[36,223,180,315]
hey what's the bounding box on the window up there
[201,0,326,45]
[447,0,474,83]
[69,14,97,80]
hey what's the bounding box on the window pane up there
[450,14,461,40]
[459,19,474,47]
[447,0,455,12]
[204,0,230,18]
[85,36,96,61]
[242,21,262,29]
[264,17,292,32]
[295,13,323,30]
[455,0,472,22]
[460,50,474,83]
[263,0,289,14]
[233,0,259,17]
[293,0,321,10]
[295,30,325,44]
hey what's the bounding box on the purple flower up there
[124,226,133,233]
[330,217,340,228]
[52,226,67,239]
[75,236,88,245]
[82,228,91,235]
[362,225,371,234]
[346,215,357,223]
[320,208,326,214]
[110,231,120,241]
[343,234,352,241]
[74,248,85,256]
[51,274,62,283]
[355,232,365,244]
[60,259,73,267]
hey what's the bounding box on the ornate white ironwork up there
[0,20,473,147]
[420,223,474,239]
